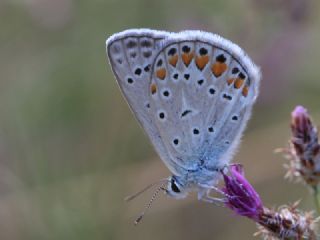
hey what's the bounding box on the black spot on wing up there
[181,110,192,118]
[223,93,232,101]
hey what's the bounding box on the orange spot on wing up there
[195,55,209,70]
[169,55,178,67]
[150,83,157,94]
[156,68,166,80]
[234,78,244,89]
[211,62,227,77]
[242,86,249,97]
[227,78,235,85]
[182,52,194,67]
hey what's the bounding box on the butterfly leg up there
[198,189,225,205]
[199,183,230,197]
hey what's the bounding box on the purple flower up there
[222,165,263,221]
[288,105,320,187]
[222,165,318,239]
[291,105,316,145]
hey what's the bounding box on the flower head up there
[222,165,318,239]
[256,203,318,240]
[222,164,263,221]
[287,105,320,186]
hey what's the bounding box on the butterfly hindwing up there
[149,31,260,170]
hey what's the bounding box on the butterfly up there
[106,29,261,223]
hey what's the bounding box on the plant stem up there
[313,185,320,214]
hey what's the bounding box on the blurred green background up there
[1,0,320,239]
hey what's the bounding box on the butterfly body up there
[106,29,260,200]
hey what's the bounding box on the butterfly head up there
[166,175,189,199]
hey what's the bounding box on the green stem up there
[313,185,320,214]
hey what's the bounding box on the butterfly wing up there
[106,29,186,175]
[149,31,261,171]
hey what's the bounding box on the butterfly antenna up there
[124,178,168,202]
[134,181,167,225]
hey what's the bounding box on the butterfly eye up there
[171,179,181,193]
[232,115,238,121]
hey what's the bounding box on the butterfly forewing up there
[149,32,260,170]
[107,30,187,175]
